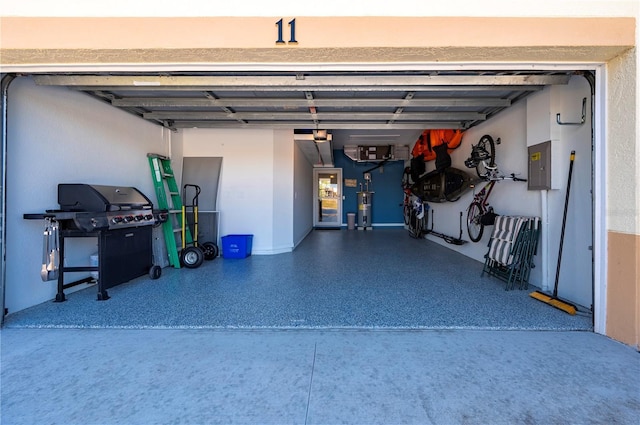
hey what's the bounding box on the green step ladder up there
[147,153,194,268]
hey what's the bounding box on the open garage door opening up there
[1,68,599,332]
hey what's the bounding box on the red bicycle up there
[400,167,427,238]
[464,135,527,242]
[466,173,527,242]
[401,167,413,226]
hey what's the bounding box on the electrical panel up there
[528,141,552,190]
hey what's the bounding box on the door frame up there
[313,168,342,228]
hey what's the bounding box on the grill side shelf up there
[23,211,76,221]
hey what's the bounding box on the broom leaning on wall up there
[530,150,578,315]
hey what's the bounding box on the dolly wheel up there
[202,242,219,260]
[149,265,162,279]
[180,246,204,269]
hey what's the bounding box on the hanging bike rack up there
[556,97,587,126]
[424,209,467,245]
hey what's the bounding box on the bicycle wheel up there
[475,135,496,179]
[403,202,411,225]
[408,208,423,239]
[414,210,423,238]
[466,201,485,242]
[407,208,416,236]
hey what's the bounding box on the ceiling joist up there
[143,111,485,121]
[110,97,512,108]
[169,121,467,130]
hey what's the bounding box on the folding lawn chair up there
[482,216,540,290]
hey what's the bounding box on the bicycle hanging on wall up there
[464,134,527,242]
[464,134,498,180]
[401,167,413,227]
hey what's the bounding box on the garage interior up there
[2,69,595,330]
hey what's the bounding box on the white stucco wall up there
[5,77,168,313]
[607,48,638,236]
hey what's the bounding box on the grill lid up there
[58,184,153,212]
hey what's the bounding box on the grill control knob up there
[144,214,154,221]
[111,216,124,224]
[123,215,134,223]
[135,214,144,221]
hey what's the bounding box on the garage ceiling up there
[32,71,573,165]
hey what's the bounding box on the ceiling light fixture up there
[314,129,327,140]
[314,129,330,143]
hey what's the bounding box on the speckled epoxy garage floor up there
[3,228,592,330]
[3,230,639,425]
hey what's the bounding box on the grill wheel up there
[149,265,162,279]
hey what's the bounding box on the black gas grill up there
[58,184,158,231]
[24,184,167,301]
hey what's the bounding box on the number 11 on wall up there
[276,18,297,44]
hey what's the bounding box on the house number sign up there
[275,18,298,44]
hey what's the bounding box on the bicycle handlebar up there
[487,173,527,182]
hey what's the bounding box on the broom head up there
[529,291,577,315]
